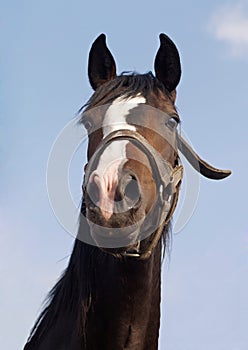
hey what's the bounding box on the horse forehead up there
[102,95,146,137]
[93,96,147,179]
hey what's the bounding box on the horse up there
[23,33,231,350]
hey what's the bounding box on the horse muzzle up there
[82,129,183,252]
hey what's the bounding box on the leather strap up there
[177,134,231,180]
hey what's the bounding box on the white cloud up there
[209,3,248,58]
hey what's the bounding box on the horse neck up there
[84,240,162,350]
[24,239,162,350]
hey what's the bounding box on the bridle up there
[83,129,183,260]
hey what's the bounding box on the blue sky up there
[1,0,248,349]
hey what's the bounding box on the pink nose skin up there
[90,169,118,221]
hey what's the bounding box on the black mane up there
[25,240,90,346]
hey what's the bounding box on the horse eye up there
[84,120,92,131]
[166,117,178,130]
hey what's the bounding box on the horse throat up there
[84,240,162,350]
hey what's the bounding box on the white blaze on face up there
[89,95,146,220]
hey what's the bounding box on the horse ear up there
[88,34,117,90]
[154,33,181,92]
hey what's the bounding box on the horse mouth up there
[85,200,144,250]
[88,218,142,249]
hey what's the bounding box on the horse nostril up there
[87,181,99,205]
[124,175,140,205]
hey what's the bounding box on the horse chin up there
[101,240,141,257]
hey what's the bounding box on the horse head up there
[81,34,231,258]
